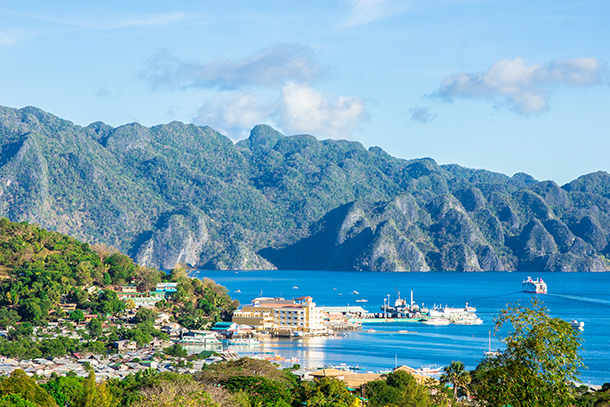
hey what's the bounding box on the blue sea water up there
[195,270,610,385]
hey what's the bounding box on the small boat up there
[415,366,443,375]
[422,318,450,326]
[484,331,501,357]
[234,290,241,293]
[227,337,259,346]
[398,330,410,334]
[356,299,368,303]
[352,290,360,295]
[293,286,298,289]
[366,329,376,333]
[333,288,337,290]
[570,320,585,331]
[522,276,547,294]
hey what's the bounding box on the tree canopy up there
[472,298,584,407]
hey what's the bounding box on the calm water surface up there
[194,270,610,385]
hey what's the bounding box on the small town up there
[0,279,368,380]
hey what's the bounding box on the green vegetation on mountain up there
[0,218,235,360]
[2,105,610,271]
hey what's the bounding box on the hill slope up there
[1,105,609,271]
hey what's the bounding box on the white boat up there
[293,286,298,289]
[234,289,241,293]
[415,366,443,375]
[570,320,585,331]
[452,317,483,325]
[355,299,368,303]
[484,331,501,357]
[523,276,547,294]
[398,330,410,334]
[227,337,259,346]
[422,318,450,326]
[352,290,360,295]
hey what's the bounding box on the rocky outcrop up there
[1,105,610,271]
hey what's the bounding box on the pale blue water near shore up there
[195,270,610,385]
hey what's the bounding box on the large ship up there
[522,276,547,294]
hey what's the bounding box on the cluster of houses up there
[0,345,229,381]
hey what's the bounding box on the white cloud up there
[409,107,436,124]
[192,83,369,140]
[0,29,30,47]
[278,82,368,139]
[342,0,410,26]
[0,32,16,46]
[435,57,609,114]
[193,92,278,140]
[141,44,327,91]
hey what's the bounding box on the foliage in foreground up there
[472,298,584,407]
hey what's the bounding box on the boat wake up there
[547,293,610,307]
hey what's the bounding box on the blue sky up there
[1,0,609,185]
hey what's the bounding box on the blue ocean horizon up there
[195,270,610,385]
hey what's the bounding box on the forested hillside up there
[1,105,609,271]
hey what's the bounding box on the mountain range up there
[1,105,609,271]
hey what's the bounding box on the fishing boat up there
[522,276,547,294]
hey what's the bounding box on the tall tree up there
[440,361,471,401]
[472,298,584,407]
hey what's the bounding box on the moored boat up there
[415,365,443,375]
[422,318,450,326]
[523,276,547,294]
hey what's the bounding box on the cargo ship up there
[522,276,547,294]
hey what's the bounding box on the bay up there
[194,270,610,385]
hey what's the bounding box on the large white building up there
[232,296,327,334]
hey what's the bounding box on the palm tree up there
[440,360,471,401]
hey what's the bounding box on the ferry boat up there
[522,276,547,294]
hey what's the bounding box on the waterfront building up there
[212,321,239,336]
[232,296,327,334]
